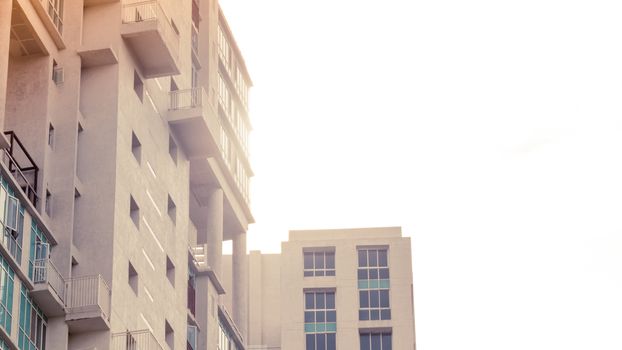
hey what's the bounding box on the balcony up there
[112,330,165,350]
[2,131,39,209]
[31,258,66,316]
[168,88,220,158]
[121,1,180,78]
[189,244,208,272]
[65,275,111,332]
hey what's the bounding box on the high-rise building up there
[0,0,252,349]
[223,227,416,350]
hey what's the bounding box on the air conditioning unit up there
[52,66,64,86]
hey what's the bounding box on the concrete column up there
[0,0,12,129]
[206,188,223,277]
[232,231,248,342]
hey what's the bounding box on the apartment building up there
[0,0,252,349]
[223,227,416,350]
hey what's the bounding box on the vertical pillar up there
[206,188,223,277]
[232,231,248,342]
[0,0,12,129]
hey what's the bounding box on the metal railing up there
[2,131,39,208]
[1,230,22,263]
[112,330,165,350]
[122,0,179,59]
[190,244,208,271]
[66,275,111,321]
[33,258,66,303]
[170,88,204,110]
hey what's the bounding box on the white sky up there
[219,1,622,349]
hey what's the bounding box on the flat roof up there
[288,226,403,241]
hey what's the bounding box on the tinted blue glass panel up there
[381,309,392,320]
[326,293,335,309]
[326,311,336,322]
[326,253,335,269]
[316,311,325,322]
[370,309,380,320]
[369,268,378,279]
[380,290,390,308]
[371,334,381,349]
[369,250,378,267]
[382,334,392,349]
[305,293,314,309]
[379,268,389,279]
[358,250,367,267]
[360,334,370,350]
[358,269,367,280]
[305,311,314,323]
[316,293,325,309]
[378,250,388,267]
[317,334,326,350]
[359,309,369,321]
[306,334,315,350]
[370,290,379,307]
[315,253,324,269]
[325,322,336,332]
[360,291,369,308]
[304,252,313,269]
[327,333,336,350]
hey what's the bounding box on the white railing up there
[122,0,179,59]
[66,275,111,321]
[112,330,165,350]
[170,88,204,110]
[33,258,66,303]
[190,244,208,271]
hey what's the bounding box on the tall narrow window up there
[166,256,175,286]
[165,320,174,349]
[303,250,335,277]
[134,70,143,102]
[167,195,176,224]
[304,291,336,350]
[48,123,54,148]
[128,261,138,295]
[358,248,391,321]
[45,190,52,217]
[18,285,47,350]
[131,131,141,164]
[130,195,140,229]
[169,135,178,165]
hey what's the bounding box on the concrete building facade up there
[224,227,416,350]
[0,0,253,349]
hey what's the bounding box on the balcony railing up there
[112,330,164,350]
[190,244,207,271]
[1,230,22,263]
[170,88,204,110]
[66,275,111,320]
[122,1,179,59]
[2,131,39,208]
[33,258,66,303]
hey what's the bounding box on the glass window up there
[18,285,46,350]
[303,250,336,277]
[360,332,392,350]
[358,248,391,320]
[0,255,14,334]
[304,291,336,350]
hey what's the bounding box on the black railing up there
[3,131,39,208]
